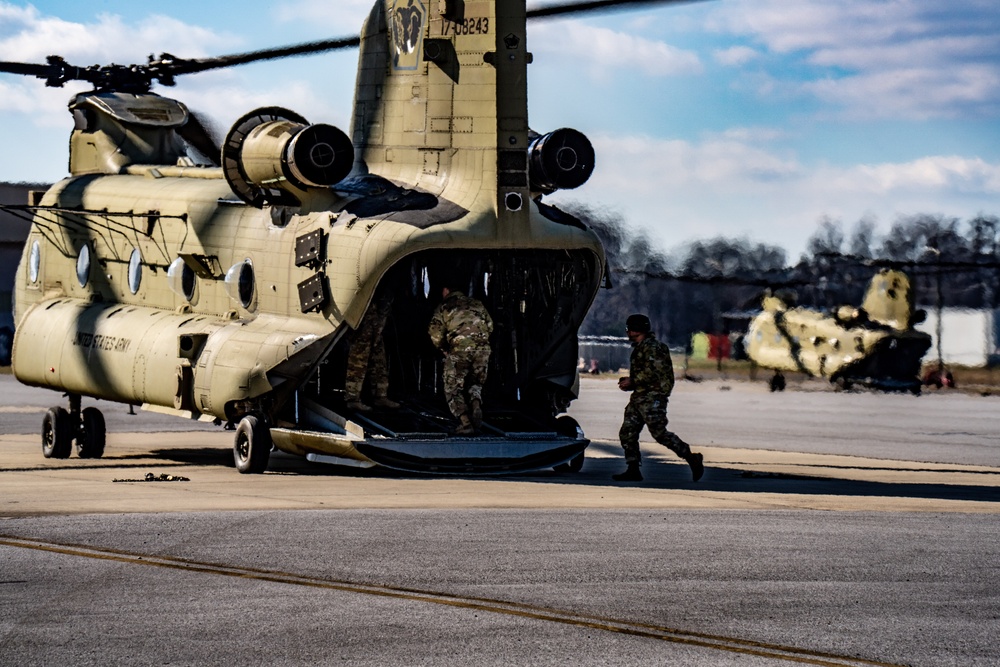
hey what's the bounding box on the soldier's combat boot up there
[612,463,643,482]
[470,398,483,431]
[453,414,475,435]
[686,452,704,482]
[346,400,372,412]
[373,397,400,409]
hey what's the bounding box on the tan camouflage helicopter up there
[745,268,932,394]
[0,0,685,474]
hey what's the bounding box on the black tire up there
[561,452,585,473]
[553,416,585,473]
[769,373,786,392]
[42,407,72,459]
[77,407,106,459]
[234,414,271,474]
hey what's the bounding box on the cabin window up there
[76,243,91,287]
[225,259,256,310]
[128,248,143,294]
[28,240,40,283]
[238,261,254,308]
[167,257,196,301]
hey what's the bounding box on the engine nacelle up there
[528,128,595,194]
[241,121,353,190]
[222,107,354,207]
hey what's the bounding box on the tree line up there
[567,203,1000,347]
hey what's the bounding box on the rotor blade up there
[164,35,361,76]
[170,0,711,75]
[1,1,711,90]
[0,61,55,77]
[527,0,709,20]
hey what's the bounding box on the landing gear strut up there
[41,395,106,459]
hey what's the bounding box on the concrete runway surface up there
[1,373,998,666]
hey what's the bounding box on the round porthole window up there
[28,240,40,283]
[128,248,142,294]
[167,257,196,301]
[225,259,256,310]
[76,243,91,287]
[238,260,255,308]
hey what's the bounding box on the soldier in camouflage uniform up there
[613,313,704,483]
[345,292,399,412]
[428,285,493,435]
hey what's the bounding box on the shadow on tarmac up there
[145,440,1000,504]
[544,441,1000,504]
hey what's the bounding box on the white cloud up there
[0,78,72,117]
[714,46,759,67]
[591,132,1000,201]
[548,130,1000,254]
[272,0,376,31]
[172,75,349,132]
[0,7,237,64]
[805,64,1000,120]
[710,0,1000,120]
[824,156,1000,195]
[530,20,702,79]
[590,133,800,192]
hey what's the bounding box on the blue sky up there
[1,0,997,258]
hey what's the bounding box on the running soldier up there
[613,313,704,482]
[428,285,493,435]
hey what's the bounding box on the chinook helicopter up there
[0,0,687,474]
[745,269,933,393]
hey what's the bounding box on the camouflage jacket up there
[428,290,493,352]
[629,333,675,397]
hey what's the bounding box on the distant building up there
[915,307,1000,368]
[0,182,46,330]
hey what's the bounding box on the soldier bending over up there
[428,284,493,435]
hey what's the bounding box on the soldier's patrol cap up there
[625,314,651,333]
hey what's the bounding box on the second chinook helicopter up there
[0,0,687,474]
[745,269,933,393]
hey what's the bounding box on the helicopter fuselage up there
[7,0,610,473]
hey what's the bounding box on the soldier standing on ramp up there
[428,283,494,435]
[613,314,704,483]
[344,291,399,412]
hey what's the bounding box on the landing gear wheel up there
[554,452,585,473]
[553,416,585,473]
[769,372,786,392]
[234,414,272,474]
[77,407,106,459]
[42,407,72,459]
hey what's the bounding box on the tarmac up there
[2,375,998,516]
[2,375,999,666]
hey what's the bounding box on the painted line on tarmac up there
[1,534,904,667]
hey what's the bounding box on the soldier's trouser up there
[619,393,691,465]
[442,348,490,419]
[344,304,390,401]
